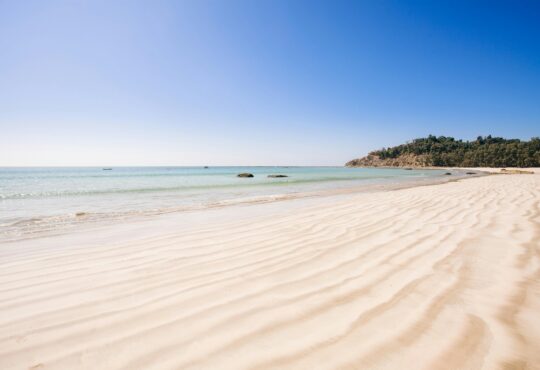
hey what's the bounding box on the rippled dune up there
[0,174,539,369]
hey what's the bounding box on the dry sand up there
[0,173,539,370]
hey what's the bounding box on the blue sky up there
[1,0,539,166]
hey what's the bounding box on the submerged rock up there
[237,173,254,178]
[444,172,452,175]
[268,174,288,178]
[466,172,476,175]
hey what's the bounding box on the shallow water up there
[0,166,451,239]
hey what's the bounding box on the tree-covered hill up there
[346,135,540,168]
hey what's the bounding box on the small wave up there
[0,173,464,243]
[10,218,44,227]
[0,176,388,200]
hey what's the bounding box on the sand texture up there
[1,174,539,369]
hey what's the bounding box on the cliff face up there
[345,153,432,167]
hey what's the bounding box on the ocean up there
[0,166,454,240]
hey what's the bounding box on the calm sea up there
[0,166,451,240]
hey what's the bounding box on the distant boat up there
[102,168,112,171]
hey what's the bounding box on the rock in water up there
[268,174,288,178]
[237,173,254,178]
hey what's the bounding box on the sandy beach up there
[1,172,539,370]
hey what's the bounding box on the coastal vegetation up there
[346,135,540,167]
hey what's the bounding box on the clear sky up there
[1,0,539,166]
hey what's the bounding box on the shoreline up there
[1,168,485,243]
[346,165,540,173]
[5,165,537,243]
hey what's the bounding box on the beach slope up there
[1,173,539,369]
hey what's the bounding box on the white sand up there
[1,173,539,370]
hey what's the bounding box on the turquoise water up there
[0,166,449,239]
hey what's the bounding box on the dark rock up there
[237,173,254,178]
[404,168,413,170]
[466,172,476,175]
[268,174,288,178]
[444,172,452,175]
